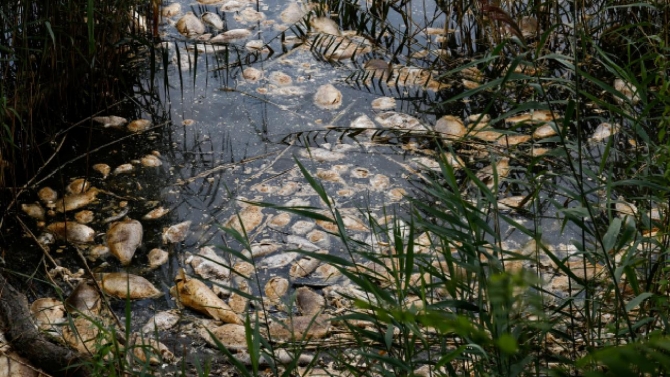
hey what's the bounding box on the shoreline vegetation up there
[2,0,670,376]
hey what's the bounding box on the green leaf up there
[602,217,621,253]
[626,292,653,313]
[497,333,518,354]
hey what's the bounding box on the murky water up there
[5,0,665,373]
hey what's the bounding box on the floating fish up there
[264,276,289,304]
[99,272,162,299]
[295,287,325,316]
[107,218,142,265]
[127,119,152,133]
[92,115,127,129]
[65,280,101,316]
[143,206,169,220]
[141,154,162,167]
[147,248,169,269]
[66,178,91,194]
[267,314,331,340]
[141,310,180,333]
[54,188,98,213]
[170,269,242,324]
[38,187,58,204]
[47,221,95,244]
[161,3,181,17]
[74,210,95,224]
[92,164,111,178]
[201,12,224,30]
[131,334,175,365]
[200,323,248,350]
[162,220,191,243]
[188,246,230,279]
[30,297,66,331]
[313,84,342,110]
[21,203,45,220]
[176,12,205,37]
[371,97,395,111]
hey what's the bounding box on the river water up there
[5,0,663,373]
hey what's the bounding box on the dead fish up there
[201,12,224,30]
[141,154,162,167]
[259,251,299,269]
[176,12,205,37]
[280,2,306,24]
[210,28,252,43]
[47,221,95,243]
[65,280,101,316]
[313,84,342,110]
[75,210,95,224]
[21,203,45,220]
[161,3,181,17]
[31,297,66,331]
[614,78,639,105]
[113,163,134,175]
[496,134,532,147]
[270,213,292,228]
[131,333,175,365]
[54,188,98,213]
[162,220,191,243]
[375,112,425,132]
[289,255,322,278]
[244,240,281,259]
[228,280,250,313]
[143,206,169,220]
[102,206,129,224]
[286,235,320,251]
[224,206,263,234]
[532,123,559,139]
[67,178,91,194]
[350,167,369,179]
[220,0,245,12]
[434,115,466,141]
[505,110,557,124]
[142,310,181,333]
[170,269,242,324]
[200,323,248,349]
[188,246,230,279]
[298,147,345,162]
[92,163,111,178]
[38,187,58,203]
[295,287,325,316]
[616,197,638,217]
[310,17,340,35]
[589,122,621,143]
[232,261,255,280]
[267,314,331,340]
[306,230,330,249]
[475,157,511,189]
[107,218,143,265]
[63,316,104,354]
[127,119,152,133]
[497,196,529,210]
[264,277,289,304]
[88,245,110,261]
[92,115,127,129]
[269,71,293,86]
[371,97,395,111]
[313,264,341,282]
[237,8,265,23]
[99,272,162,299]
[291,220,315,235]
[242,67,263,82]
[148,248,169,269]
[316,168,344,184]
